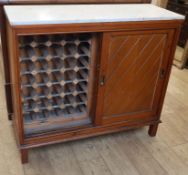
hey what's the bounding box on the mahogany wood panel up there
[96,30,174,125]
[6,20,25,145]
[0,5,13,120]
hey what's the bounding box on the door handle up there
[160,69,165,79]
[100,76,105,86]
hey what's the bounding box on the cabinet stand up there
[148,123,159,137]
[21,149,29,164]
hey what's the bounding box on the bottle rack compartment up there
[19,33,93,135]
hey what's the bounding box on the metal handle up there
[100,76,105,86]
[160,69,165,79]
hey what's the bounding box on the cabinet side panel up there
[6,22,24,144]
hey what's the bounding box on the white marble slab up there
[4,4,185,26]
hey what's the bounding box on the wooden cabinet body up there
[6,19,182,163]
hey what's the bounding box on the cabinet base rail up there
[20,120,161,164]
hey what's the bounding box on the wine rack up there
[19,33,95,136]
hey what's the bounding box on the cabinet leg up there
[5,84,13,120]
[8,114,12,120]
[148,123,159,137]
[0,11,13,121]
[20,149,29,164]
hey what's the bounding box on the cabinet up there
[5,4,184,163]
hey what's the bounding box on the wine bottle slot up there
[65,70,76,81]
[53,84,63,94]
[43,87,53,99]
[37,46,49,60]
[35,35,49,43]
[21,74,33,85]
[27,87,42,100]
[43,99,53,111]
[55,108,62,116]
[22,87,29,97]
[55,85,66,97]
[79,93,87,102]
[77,93,87,102]
[64,43,77,55]
[53,45,63,56]
[37,60,48,70]
[65,95,75,104]
[28,62,38,75]
[55,97,65,109]
[19,36,34,46]
[34,74,43,84]
[65,83,75,93]
[48,60,55,69]
[31,101,41,113]
[77,82,87,91]
[35,112,46,122]
[23,101,29,112]
[78,42,90,55]
[64,57,76,68]
[51,110,59,118]
[29,112,36,121]
[50,34,63,42]
[78,56,89,67]
[27,47,42,62]
[66,106,75,114]
[20,61,29,73]
[34,60,43,71]
[53,72,64,83]
[20,48,28,59]
[27,47,35,58]
[43,110,50,119]
[24,113,33,123]
[78,34,91,41]
[79,45,89,55]
[53,59,64,69]
[64,34,77,41]
[29,75,39,89]
[30,89,39,101]
[78,104,86,112]
[77,69,88,79]
[48,46,56,56]
[44,75,52,87]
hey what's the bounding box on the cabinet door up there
[96,30,174,125]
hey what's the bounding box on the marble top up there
[4,4,185,26]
